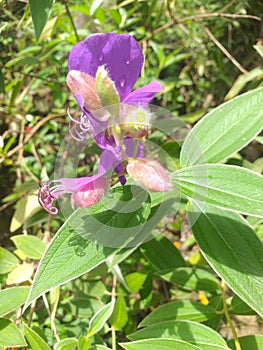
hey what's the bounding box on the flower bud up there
[96,65,120,109]
[71,176,109,208]
[126,158,173,192]
[67,70,102,111]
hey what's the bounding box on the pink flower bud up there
[71,176,109,208]
[126,159,173,192]
[67,70,102,111]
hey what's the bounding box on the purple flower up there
[68,33,162,103]
[38,33,170,215]
[67,33,162,141]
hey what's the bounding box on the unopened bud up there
[96,66,120,109]
[71,176,109,208]
[67,70,102,111]
[126,158,173,192]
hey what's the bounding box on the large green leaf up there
[120,338,202,350]
[188,205,263,318]
[0,286,30,317]
[180,87,263,166]
[128,321,229,350]
[29,0,53,41]
[172,164,263,217]
[139,301,216,326]
[0,318,26,347]
[25,186,151,308]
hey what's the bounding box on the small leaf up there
[6,263,34,285]
[10,191,42,232]
[141,235,186,270]
[0,318,26,347]
[128,320,229,350]
[125,272,147,293]
[0,247,19,274]
[139,301,216,326]
[88,300,115,336]
[0,286,30,317]
[158,267,219,292]
[111,294,128,330]
[120,338,202,350]
[29,0,53,41]
[78,336,91,350]
[0,68,5,93]
[11,235,46,259]
[180,87,263,166]
[54,337,78,350]
[172,164,263,217]
[188,205,263,318]
[22,323,51,349]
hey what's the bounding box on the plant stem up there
[221,280,241,350]
[61,0,79,42]
[111,275,117,350]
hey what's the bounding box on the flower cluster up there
[39,33,172,214]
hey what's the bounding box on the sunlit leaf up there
[172,164,263,217]
[0,318,26,347]
[180,88,263,166]
[188,204,263,318]
[0,286,30,317]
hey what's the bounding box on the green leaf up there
[120,338,202,350]
[25,186,151,308]
[141,235,186,270]
[29,0,53,41]
[0,286,30,317]
[22,323,51,349]
[78,336,91,349]
[139,301,216,326]
[125,272,147,293]
[188,205,263,318]
[230,295,256,315]
[172,164,263,217]
[225,68,263,100]
[0,68,5,93]
[158,267,218,292]
[54,338,78,350]
[10,191,42,232]
[111,294,128,330]
[0,318,26,347]
[11,235,46,259]
[0,247,19,274]
[88,300,115,336]
[128,321,229,350]
[227,335,263,350]
[180,88,263,166]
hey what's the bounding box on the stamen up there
[68,108,93,141]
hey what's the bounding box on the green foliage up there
[1,0,263,349]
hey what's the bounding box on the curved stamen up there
[68,108,93,141]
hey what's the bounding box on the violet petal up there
[68,33,144,101]
[123,80,162,105]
